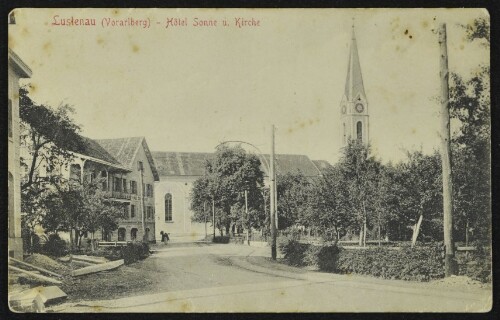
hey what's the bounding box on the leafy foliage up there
[191,145,265,236]
[42,233,68,257]
[336,245,445,281]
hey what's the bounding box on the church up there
[340,26,370,146]
[151,25,370,240]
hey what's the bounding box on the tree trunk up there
[363,217,367,247]
[358,226,363,246]
[465,219,469,247]
[91,232,95,251]
[70,228,75,251]
[411,214,423,248]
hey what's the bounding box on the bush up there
[336,243,445,281]
[42,234,68,257]
[456,244,491,283]
[120,241,150,264]
[213,236,230,244]
[317,245,340,272]
[278,237,309,266]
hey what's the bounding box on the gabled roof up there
[77,137,123,167]
[311,160,334,173]
[344,26,366,101]
[151,151,324,178]
[151,151,212,176]
[96,137,160,181]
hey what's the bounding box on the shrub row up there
[90,241,150,264]
[212,236,230,243]
[456,244,491,283]
[278,238,491,283]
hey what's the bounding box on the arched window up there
[118,228,126,241]
[131,228,138,240]
[357,121,363,141]
[165,193,173,222]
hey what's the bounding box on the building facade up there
[152,151,328,240]
[8,49,32,259]
[20,136,159,243]
[94,137,159,242]
[340,26,370,146]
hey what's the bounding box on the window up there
[131,228,138,240]
[147,206,154,220]
[146,184,153,197]
[123,204,129,217]
[165,193,173,222]
[8,99,12,138]
[357,121,363,141]
[130,181,137,194]
[114,177,122,192]
[101,171,108,190]
[122,179,128,193]
[118,228,126,241]
[130,205,136,218]
[138,161,144,171]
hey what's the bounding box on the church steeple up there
[344,25,366,102]
[340,23,369,147]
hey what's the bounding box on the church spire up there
[344,24,366,101]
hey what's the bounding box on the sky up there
[9,8,489,164]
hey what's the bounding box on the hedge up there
[213,236,230,244]
[90,241,150,265]
[278,238,491,283]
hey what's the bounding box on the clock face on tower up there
[355,103,364,113]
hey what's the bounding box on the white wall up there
[154,176,206,240]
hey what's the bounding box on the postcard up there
[7,8,491,313]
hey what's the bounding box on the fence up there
[97,241,131,248]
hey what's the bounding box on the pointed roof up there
[344,25,366,101]
[95,137,160,181]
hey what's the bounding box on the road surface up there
[51,241,491,312]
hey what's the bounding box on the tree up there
[42,179,125,250]
[79,180,124,250]
[303,166,355,243]
[337,140,381,246]
[191,145,265,236]
[19,86,84,192]
[276,172,311,230]
[395,150,443,244]
[449,17,490,244]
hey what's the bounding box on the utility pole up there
[204,201,207,239]
[438,23,457,277]
[245,189,249,245]
[212,198,216,238]
[270,125,277,260]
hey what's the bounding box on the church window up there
[165,193,173,222]
[357,121,363,141]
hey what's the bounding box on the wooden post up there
[439,23,457,276]
[270,125,277,260]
